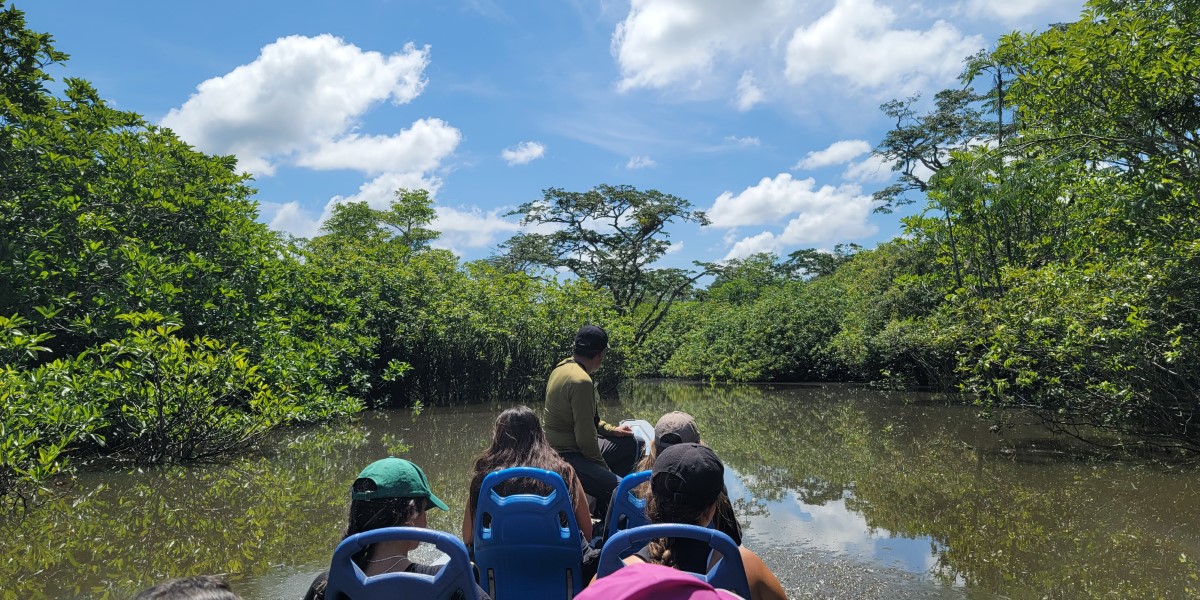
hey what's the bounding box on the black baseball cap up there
[574,324,609,354]
[651,443,724,508]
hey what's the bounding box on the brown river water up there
[2,380,1198,599]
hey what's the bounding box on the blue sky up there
[21,0,1084,267]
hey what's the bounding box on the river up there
[2,380,1197,599]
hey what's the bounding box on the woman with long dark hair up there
[463,405,593,542]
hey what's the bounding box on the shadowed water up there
[2,381,1197,599]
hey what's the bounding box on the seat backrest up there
[473,467,583,599]
[325,526,480,600]
[596,523,751,600]
[605,470,652,540]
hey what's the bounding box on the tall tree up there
[498,184,709,345]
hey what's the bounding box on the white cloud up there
[267,202,322,240]
[724,135,761,148]
[735,71,764,111]
[708,173,876,259]
[784,0,984,94]
[666,241,685,255]
[161,35,432,177]
[842,153,894,183]
[612,0,800,91]
[295,118,461,175]
[501,141,546,165]
[432,206,522,253]
[627,155,657,169]
[794,139,871,169]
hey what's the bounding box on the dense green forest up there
[3,0,1198,507]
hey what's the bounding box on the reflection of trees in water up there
[0,425,367,598]
[619,380,1200,599]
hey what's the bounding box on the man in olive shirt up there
[544,324,638,518]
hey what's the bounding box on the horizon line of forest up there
[3,0,1198,509]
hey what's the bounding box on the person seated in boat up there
[464,405,594,542]
[304,457,489,600]
[544,324,639,519]
[464,405,601,582]
[133,575,242,599]
[620,443,787,600]
[633,411,742,546]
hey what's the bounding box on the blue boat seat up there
[596,523,750,599]
[473,467,583,599]
[605,470,652,541]
[325,526,481,600]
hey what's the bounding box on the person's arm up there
[571,381,607,465]
[462,503,473,545]
[571,474,593,539]
[739,547,788,600]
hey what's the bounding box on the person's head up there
[573,324,608,362]
[653,411,701,455]
[132,575,241,600]
[638,411,702,472]
[470,406,568,505]
[644,443,728,566]
[488,405,548,453]
[345,457,448,550]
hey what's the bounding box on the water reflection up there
[1,382,1198,599]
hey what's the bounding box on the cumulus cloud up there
[708,173,876,259]
[627,155,657,169]
[501,141,546,165]
[295,118,461,174]
[794,139,871,170]
[784,0,984,93]
[842,153,894,183]
[161,35,433,177]
[612,0,799,91]
[735,71,764,111]
[266,172,442,239]
[432,205,523,254]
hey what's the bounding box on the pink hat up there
[578,563,744,600]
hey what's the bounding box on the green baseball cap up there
[351,457,449,511]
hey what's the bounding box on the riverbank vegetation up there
[2,0,1198,507]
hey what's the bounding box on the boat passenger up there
[303,457,489,600]
[544,324,639,518]
[633,411,742,545]
[463,405,594,542]
[622,443,787,600]
[465,406,601,583]
[133,575,242,599]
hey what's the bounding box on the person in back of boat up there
[622,443,787,600]
[464,405,600,583]
[463,405,593,543]
[544,324,639,519]
[633,411,742,546]
[133,575,242,599]
[304,457,489,600]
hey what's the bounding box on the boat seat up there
[595,523,750,599]
[325,526,481,600]
[605,470,652,542]
[473,467,583,599]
